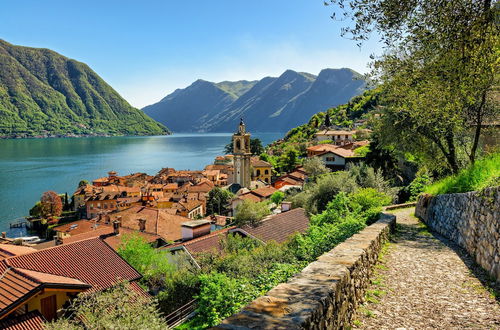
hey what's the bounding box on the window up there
[264,170,269,175]
[326,156,335,162]
[256,169,261,176]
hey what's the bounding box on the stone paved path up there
[355,207,500,329]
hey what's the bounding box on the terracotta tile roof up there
[250,186,278,198]
[287,171,307,180]
[53,219,101,236]
[62,226,114,245]
[167,227,236,255]
[178,200,203,212]
[239,208,309,244]
[61,226,160,250]
[315,130,354,136]
[0,245,37,261]
[163,183,178,190]
[5,238,141,293]
[237,193,262,203]
[109,206,191,241]
[315,148,354,158]
[250,157,272,167]
[0,310,45,330]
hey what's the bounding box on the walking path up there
[355,207,500,329]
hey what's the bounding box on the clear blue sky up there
[0,0,381,108]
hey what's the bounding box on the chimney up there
[281,201,292,213]
[138,218,146,232]
[113,220,120,235]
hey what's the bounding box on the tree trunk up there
[445,132,459,174]
[469,92,486,164]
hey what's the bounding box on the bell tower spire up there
[232,118,251,188]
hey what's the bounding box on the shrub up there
[234,200,270,227]
[425,153,500,195]
[45,281,167,330]
[270,191,285,205]
[117,234,175,288]
[408,172,431,200]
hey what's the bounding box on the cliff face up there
[143,68,366,133]
[0,39,169,137]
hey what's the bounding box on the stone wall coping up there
[216,213,396,329]
[384,202,417,211]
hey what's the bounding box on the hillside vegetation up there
[0,39,169,137]
[425,153,500,195]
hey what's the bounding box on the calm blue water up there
[0,133,282,236]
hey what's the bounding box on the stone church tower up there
[233,119,252,188]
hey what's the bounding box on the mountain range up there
[143,68,367,133]
[0,39,169,137]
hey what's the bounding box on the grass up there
[424,153,500,195]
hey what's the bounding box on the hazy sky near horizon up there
[1,1,382,108]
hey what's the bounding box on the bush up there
[234,200,270,227]
[270,191,285,205]
[408,172,431,200]
[45,281,167,330]
[117,234,175,289]
[425,153,500,195]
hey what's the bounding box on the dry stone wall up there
[215,213,396,329]
[415,187,500,281]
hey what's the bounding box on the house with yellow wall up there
[0,238,144,328]
[250,157,273,184]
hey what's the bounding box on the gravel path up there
[355,207,500,329]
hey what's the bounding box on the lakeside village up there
[0,119,371,328]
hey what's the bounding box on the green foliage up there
[234,200,270,227]
[45,281,167,330]
[270,191,285,205]
[425,153,500,195]
[250,138,264,155]
[407,173,431,201]
[224,138,265,155]
[279,149,298,173]
[0,40,169,137]
[195,272,257,326]
[117,234,175,288]
[29,201,42,217]
[354,145,370,157]
[78,180,89,187]
[302,157,331,180]
[330,0,499,173]
[206,187,234,215]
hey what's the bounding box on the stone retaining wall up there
[216,213,396,329]
[415,187,499,281]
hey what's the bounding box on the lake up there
[0,132,282,236]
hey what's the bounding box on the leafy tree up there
[45,281,167,330]
[326,0,499,172]
[78,180,89,187]
[279,149,298,173]
[40,191,63,218]
[234,200,270,227]
[302,157,330,180]
[224,138,265,155]
[250,138,264,155]
[117,234,175,288]
[270,191,285,205]
[29,202,42,218]
[206,187,234,215]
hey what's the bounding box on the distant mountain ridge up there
[0,39,169,137]
[143,68,366,133]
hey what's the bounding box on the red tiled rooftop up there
[251,186,277,198]
[0,310,45,330]
[168,227,236,255]
[0,244,37,261]
[6,238,141,293]
[239,208,309,244]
